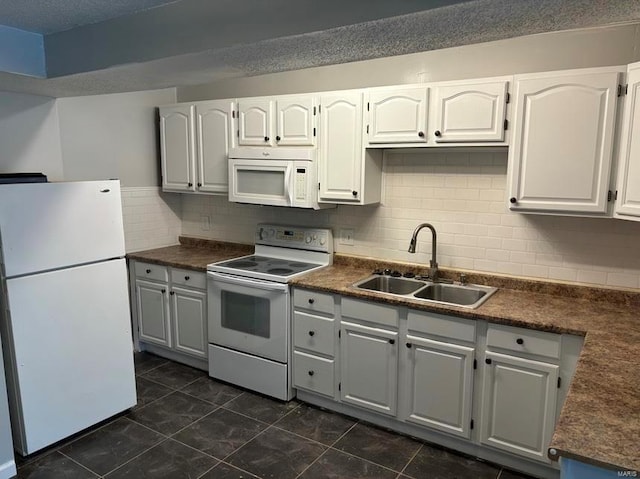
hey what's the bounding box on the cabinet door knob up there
[308,370,314,376]
[389,339,395,345]
[161,289,166,294]
[308,331,315,337]
[197,182,202,187]
[418,131,425,138]
[510,197,517,204]
[406,343,412,348]
[170,291,175,296]
[188,182,193,187]
[276,135,281,141]
[264,136,269,142]
[352,191,358,197]
[516,338,524,345]
[308,298,315,304]
[485,358,492,364]
[146,269,151,274]
[434,130,442,137]
[185,276,190,281]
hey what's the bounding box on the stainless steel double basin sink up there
[353,274,497,309]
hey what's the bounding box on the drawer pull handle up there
[146,269,151,273]
[308,298,315,304]
[389,339,395,345]
[308,370,314,376]
[406,343,412,348]
[308,331,315,337]
[185,276,190,281]
[485,358,492,365]
[516,338,524,345]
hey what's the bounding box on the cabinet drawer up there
[487,324,560,360]
[135,261,168,282]
[171,268,206,289]
[294,289,335,315]
[294,351,334,397]
[294,312,335,356]
[408,309,476,343]
[341,297,400,329]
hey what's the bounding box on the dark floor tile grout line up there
[325,444,410,476]
[293,444,331,479]
[57,449,104,478]
[397,442,423,479]
[96,436,174,478]
[166,404,223,439]
[218,424,276,464]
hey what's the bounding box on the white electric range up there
[206,224,333,400]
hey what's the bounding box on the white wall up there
[181,151,640,289]
[57,88,176,187]
[0,92,63,181]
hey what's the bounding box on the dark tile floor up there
[15,352,540,479]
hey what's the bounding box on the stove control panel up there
[256,224,333,253]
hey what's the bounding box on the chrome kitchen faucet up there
[408,223,439,281]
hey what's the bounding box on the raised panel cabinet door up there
[171,286,207,358]
[480,351,559,463]
[614,62,640,221]
[402,335,474,439]
[276,96,316,146]
[368,87,428,143]
[238,99,273,146]
[508,69,620,214]
[340,321,398,416]
[433,81,508,142]
[318,92,363,202]
[159,105,195,191]
[136,279,171,348]
[195,100,234,193]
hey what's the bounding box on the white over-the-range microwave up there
[228,147,334,209]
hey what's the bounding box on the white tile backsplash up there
[121,187,182,252]
[180,150,640,289]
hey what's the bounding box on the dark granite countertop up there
[126,240,640,473]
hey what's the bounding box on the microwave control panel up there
[295,167,307,201]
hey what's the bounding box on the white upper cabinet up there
[614,62,640,221]
[276,96,316,146]
[160,104,196,192]
[367,87,429,144]
[195,100,234,193]
[238,99,273,146]
[432,79,509,143]
[507,67,622,215]
[318,92,364,202]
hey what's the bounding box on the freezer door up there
[0,180,125,278]
[1,259,136,455]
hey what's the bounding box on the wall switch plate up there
[200,215,210,231]
[339,228,355,246]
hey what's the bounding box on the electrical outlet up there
[200,215,210,231]
[339,228,355,246]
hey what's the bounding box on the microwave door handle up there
[284,166,293,205]
[208,272,289,292]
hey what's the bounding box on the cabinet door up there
[402,335,474,439]
[276,96,316,146]
[136,279,171,348]
[508,69,620,214]
[340,321,398,416]
[433,81,508,142]
[480,351,559,463]
[238,99,273,146]
[318,92,363,202]
[159,105,195,192]
[367,87,428,143]
[171,286,207,359]
[195,100,234,193]
[614,62,640,221]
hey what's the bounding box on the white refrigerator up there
[0,180,136,456]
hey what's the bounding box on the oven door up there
[228,159,293,207]
[208,271,289,363]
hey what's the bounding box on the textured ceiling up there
[0,0,639,97]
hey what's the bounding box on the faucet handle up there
[459,273,467,285]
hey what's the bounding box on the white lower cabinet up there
[480,351,559,463]
[131,261,207,365]
[402,334,475,438]
[340,320,398,416]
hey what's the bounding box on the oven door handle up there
[208,271,289,292]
